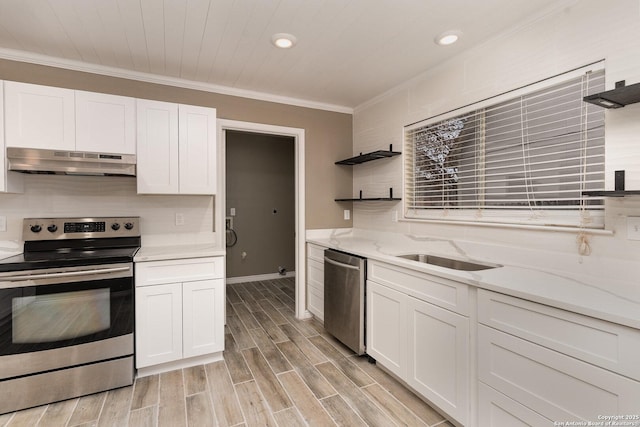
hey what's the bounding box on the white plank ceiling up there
[0,0,565,110]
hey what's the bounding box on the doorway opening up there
[225,130,295,282]
[217,120,309,320]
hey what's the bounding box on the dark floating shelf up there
[583,80,640,109]
[336,144,401,165]
[335,188,401,202]
[335,198,402,202]
[582,190,640,197]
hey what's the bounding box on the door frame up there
[217,119,310,320]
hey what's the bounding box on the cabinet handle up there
[324,257,360,270]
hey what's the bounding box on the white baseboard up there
[226,271,296,284]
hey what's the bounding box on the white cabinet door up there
[136,99,179,194]
[407,296,469,426]
[478,382,553,427]
[75,91,135,154]
[0,82,4,192]
[183,279,224,358]
[178,104,216,194]
[4,81,75,150]
[0,82,23,193]
[135,282,183,368]
[366,281,407,379]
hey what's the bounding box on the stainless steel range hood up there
[7,147,136,176]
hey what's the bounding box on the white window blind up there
[404,68,606,228]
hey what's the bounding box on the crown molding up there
[0,47,353,115]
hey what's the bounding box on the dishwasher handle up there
[324,256,361,271]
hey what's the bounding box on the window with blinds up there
[404,68,606,228]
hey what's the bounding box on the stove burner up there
[0,217,141,273]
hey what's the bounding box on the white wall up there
[352,0,640,269]
[0,174,215,246]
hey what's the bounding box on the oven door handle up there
[2,266,131,282]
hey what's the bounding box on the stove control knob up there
[30,224,42,233]
[47,224,58,233]
[111,223,121,231]
[124,222,134,230]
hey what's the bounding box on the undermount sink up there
[396,253,501,271]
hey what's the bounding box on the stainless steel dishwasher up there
[323,249,366,355]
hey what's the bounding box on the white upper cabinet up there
[136,99,179,194]
[4,81,75,150]
[4,81,135,155]
[178,104,217,194]
[0,82,24,193]
[137,99,216,195]
[75,90,135,154]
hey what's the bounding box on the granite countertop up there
[307,229,640,330]
[134,243,225,262]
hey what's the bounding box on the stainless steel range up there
[0,217,140,414]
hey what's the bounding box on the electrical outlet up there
[392,210,398,222]
[344,209,350,220]
[230,208,236,216]
[627,217,640,240]
[175,213,185,226]
[0,216,6,232]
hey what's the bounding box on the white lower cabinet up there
[366,260,470,426]
[182,279,224,358]
[306,243,326,320]
[477,289,640,425]
[136,282,183,366]
[478,382,553,426]
[135,257,224,376]
[366,280,407,379]
[408,296,469,425]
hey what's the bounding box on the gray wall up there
[225,131,295,278]
[0,59,353,230]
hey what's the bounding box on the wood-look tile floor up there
[0,277,454,427]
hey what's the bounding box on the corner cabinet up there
[366,260,470,426]
[135,256,225,377]
[136,99,216,195]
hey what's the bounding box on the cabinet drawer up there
[478,382,553,427]
[478,325,640,421]
[136,257,224,286]
[478,290,640,380]
[307,243,326,262]
[368,260,469,315]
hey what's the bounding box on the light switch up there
[230,208,236,216]
[344,210,350,220]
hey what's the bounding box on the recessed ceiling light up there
[435,30,461,46]
[272,33,297,49]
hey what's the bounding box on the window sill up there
[399,216,614,236]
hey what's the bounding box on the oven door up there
[0,263,133,379]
